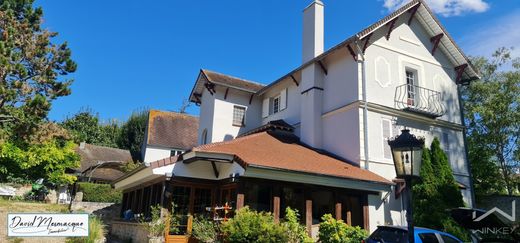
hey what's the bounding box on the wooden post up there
[363,195,370,230]
[273,196,280,223]
[236,193,244,210]
[305,200,312,237]
[335,202,342,220]
[187,215,193,235]
[346,210,352,226]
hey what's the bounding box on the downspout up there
[354,37,370,170]
[457,85,477,208]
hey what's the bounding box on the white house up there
[140,110,199,163]
[115,0,478,238]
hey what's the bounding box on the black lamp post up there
[388,129,424,243]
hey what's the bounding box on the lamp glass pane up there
[412,149,423,177]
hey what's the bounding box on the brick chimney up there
[300,0,325,149]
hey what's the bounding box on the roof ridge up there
[81,143,131,153]
[150,109,200,118]
[201,69,266,87]
[194,132,266,150]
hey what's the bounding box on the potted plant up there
[140,205,165,243]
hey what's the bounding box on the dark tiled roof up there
[193,131,391,185]
[202,69,265,93]
[146,110,199,150]
[75,143,133,181]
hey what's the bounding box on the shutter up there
[382,119,391,159]
[280,88,287,111]
[262,98,269,118]
[392,124,399,138]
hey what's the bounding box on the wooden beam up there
[430,33,444,55]
[273,196,280,223]
[306,200,312,237]
[362,33,372,53]
[346,210,352,226]
[236,193,244,210]
[385,17,399,40]
[455,64,468,84]
[408,3,421,25]
[346,45,358,61]
[335,202,342,220]
[224,88,229,100]
[363,195,370,230]
[290,75,299,86]
[211,161,219,178]
[249,93,254,104]
[204,82,215,95]
[318,60,328,75]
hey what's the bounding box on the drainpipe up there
[457,86,476,208]
[354,36,370,170]
[354,37,370,170]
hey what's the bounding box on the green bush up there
[318,214,368,243]
[221,207,288,243]
[139,204,165,238]
[66,216,105,243]
[192,215,219,243]
[282,207,313,243]
[77,182,121,203]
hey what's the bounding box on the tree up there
[413,138,468,240]
[118,110,148,161]
[61,109,121,148]
[0,0,77,140]
[462,47,520,195]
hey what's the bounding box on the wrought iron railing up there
[394,84,446,118]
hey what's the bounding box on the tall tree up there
[413,138,467,240]
[118,110,148,161]
[0,0,76,140]
[61,109,121,148]
[462,47,520,196]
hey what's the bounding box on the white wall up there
[143,146,171,163]
[198,88,215,145]
[262,80,301,126]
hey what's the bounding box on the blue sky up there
[36,0,520,122]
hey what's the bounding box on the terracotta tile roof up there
[75,143,133,181]
[146,110,199,150]
[202,69,265,93]
[193,131,391,184]
[148,156,178,169]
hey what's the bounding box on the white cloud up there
[460,10,520,58]
[383,0,490,17]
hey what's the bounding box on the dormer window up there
[233,105,246,127]
[273,95,281,114]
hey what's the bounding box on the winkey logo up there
[473,200,516,222]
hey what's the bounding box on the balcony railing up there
[394,84,446,118]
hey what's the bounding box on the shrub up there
[192,215,219,243]
[318,214,367,243]
[140,204,165,238]
[66,216,105,243]
[282,207,313,243]
[221,207,288,243]
[77,182,121,203]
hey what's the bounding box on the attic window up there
[233,106,246,127]
[273,95,281,114]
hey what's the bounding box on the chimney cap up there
[304,0,324,10]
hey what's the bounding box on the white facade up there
[191,0,476,232]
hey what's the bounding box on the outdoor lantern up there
[388,129,425,179]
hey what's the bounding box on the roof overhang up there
[243,166,392,193]
[189,70,261,104]
[112,164,174,191]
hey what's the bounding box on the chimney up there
[299,1,325,149]
[302,0,324,63]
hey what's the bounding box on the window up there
[419,233,440,243]
[406,69,417,106]
[170,150,182,157]
[232,105,246,127]
[273,95,281,114]
[440,234,460,243]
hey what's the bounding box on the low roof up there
[192,131,391,185]
[189,69,265,103]
[75,143,132,181]
[146,110,199,150]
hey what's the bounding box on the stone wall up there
[111,221,151,243]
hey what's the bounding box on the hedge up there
[77,182,122,203]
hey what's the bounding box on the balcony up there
[394,84,446,118]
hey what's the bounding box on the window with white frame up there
[232,105,246,127]
[406,69,417,106]
[273,95,281,114]
[170,150,182,157]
